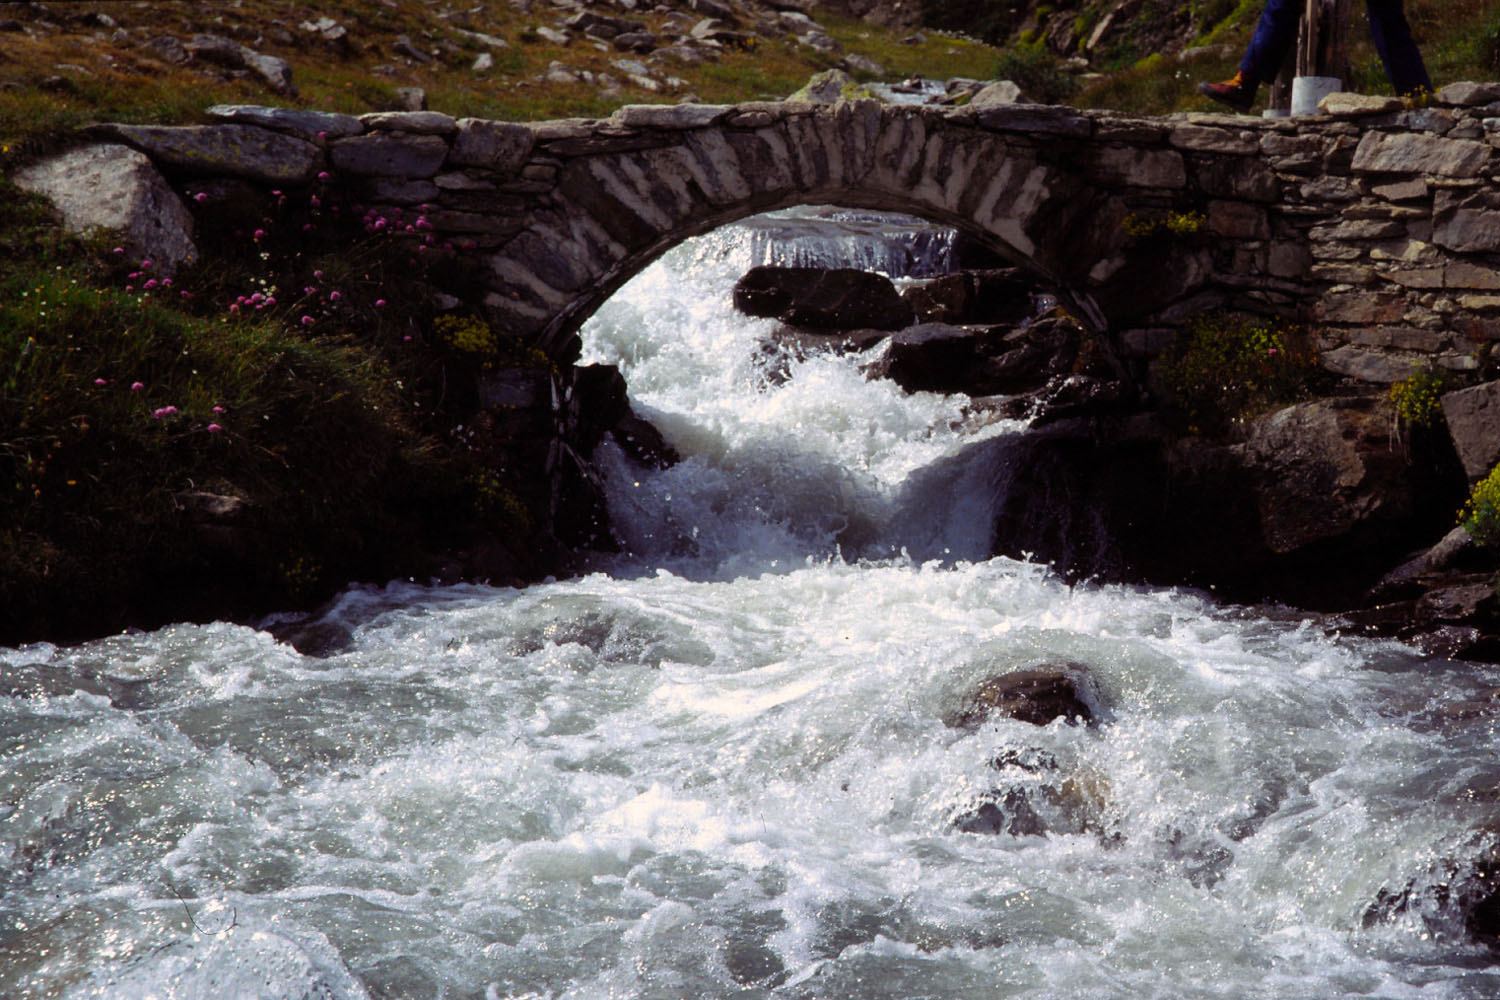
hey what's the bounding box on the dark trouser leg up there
[1239,0,1302,84]
[1367,0,1432,95]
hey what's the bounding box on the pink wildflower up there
[253,229,266,239]
[375,299,387,308]
[300,315,314,326]
[140,260,152,269]
[152,405,178,419]
[112,247,124,255]
[194,192,208,202]
[329,290,342,302]
[317,170,330,180]
[207,423,223,433]
[212,405,226,414]
[143,279,158,290]
[131,382,145,391]
[94,378,108,386]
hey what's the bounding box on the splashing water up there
[4,211,1500,1000]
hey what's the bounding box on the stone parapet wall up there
[23,86,1500,383]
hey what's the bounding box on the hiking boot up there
[1197,71,1255,112]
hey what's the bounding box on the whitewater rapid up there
[3,210,1499,1000]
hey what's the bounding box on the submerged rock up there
[1365,849,1500,950]
[949,744,1109,838]
[945,663,1102,729]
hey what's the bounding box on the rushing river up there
[5,210,1500,1000]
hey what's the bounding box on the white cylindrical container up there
[1291,75,1341,116]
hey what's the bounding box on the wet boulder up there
[900,268,1039,325]
[862,312,1130,405]
[944,663,1101,729]
[1365,850,1500,950]
[1240,397,1432,557]
[732,266,913,331]
[949,746,1108,838]
[860,322,997,394]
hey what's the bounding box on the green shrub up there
[1460,464,1500,548]
[993,41,1079,104]
[1154,312,1320,435]
[1388,367,1448,427]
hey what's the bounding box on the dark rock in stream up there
[900,268,1038,325]
[732,266,913,330]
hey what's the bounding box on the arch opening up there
[568,204,1131,579]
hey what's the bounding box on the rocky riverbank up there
[732,260,1500,660]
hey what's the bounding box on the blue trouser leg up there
[1238,0,1431,94]
[1238,0,1301,85]
[1367,0,1432,95]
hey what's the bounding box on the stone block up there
[1268,241,1312,277]
[14,143,197,274]
[1433,189,1500,252]
[1352,131,1493,177]
[360,110,457,135]
[1447,261,1500,289]
[1386,266,1445,288]
[1086,145,1185,188]
[1348,325,1444,351]
[86,123,323,184]
[1310,218,1406,241]
[330,132,449,177]
[611,103,728,128]
[1370,178,1428,201]
[1319,345,1430,383]
[1315,292,1408,324]
[1195,156,1280,201]
[1300,175,1358,201]
[969,103,1092,138]
[448,118,535,172]
[1438,82,1500,107]
[1441,380,1500,479]
[1208,200,1269,239]
[206,104,363,140]
[1319,92,1402,116]
[1310,263,1374,284]
[1169,124,1258,155]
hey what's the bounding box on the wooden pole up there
[1298,0,1352,80]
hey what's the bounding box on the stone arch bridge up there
[33,90,1500,383]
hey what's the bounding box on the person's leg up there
[1239,0,1303,84]
[1199,0,1301,111]
[1366,0,1432,96]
